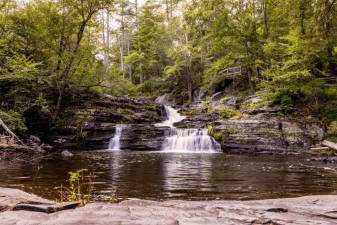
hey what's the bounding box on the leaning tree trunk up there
[0,118,22,144]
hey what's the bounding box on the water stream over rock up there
[108,125,123,151]
[157,106,221,152]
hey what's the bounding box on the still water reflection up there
[1,151,337,201]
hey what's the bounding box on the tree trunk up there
[55,11,95,115]
[299,0,306,36]
[263,0,269,38]
[247,67,256,94]
[322,140,337,151]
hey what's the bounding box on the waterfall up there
[108,125,123,151]
[157,106,221,153]
[155,105,186,128]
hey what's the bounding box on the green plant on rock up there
[74,114,90,141]
[321,148,337,157]
[66,169,93,205]
[209,107,242,120]
[326,121,337,144]
[327,121,337,136]
[208,125,227,144]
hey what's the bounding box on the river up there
[1,151,337,201]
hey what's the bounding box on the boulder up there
[23,105,51,141]
[28,135,41,146]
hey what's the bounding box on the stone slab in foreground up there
[1,188,337,225]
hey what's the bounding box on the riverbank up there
[1,188,337,225]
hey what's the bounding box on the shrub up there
[0,110,27,136]
[137,80,155,93]
[280,95,294,113]
[66,169,93,205]
[208,107,242,120]
[328,121,337,136]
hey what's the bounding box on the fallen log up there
[322,140,337,151]
[310,147,330,151]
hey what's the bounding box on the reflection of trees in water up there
[109,153,166,199]
[163,154,213,193]
[2,154,337,200]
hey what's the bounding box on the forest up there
[0,0,336,137]
[1,1,337,224]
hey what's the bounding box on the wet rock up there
[13,202,80,214]
[266,208,288,213]
[28,135,41,146]
[251,219,283,225]
[61,150,73,157]
[40,144,53,152]
[51,96,166,150]
[174,114,218,129]
[55,124,169,151]
[119,125,168,151]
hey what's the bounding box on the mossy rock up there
[208,125,228,144]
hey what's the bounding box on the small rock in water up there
[41,144,53,151]
[28,135,41,146]
[61,150,73,158]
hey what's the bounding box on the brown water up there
[1,151,337,201]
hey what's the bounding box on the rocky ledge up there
[177,95,325,154]
[45,94,166,150]
[1,188,337,225]
[210,119,324,154]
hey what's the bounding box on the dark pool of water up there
[1,151,337,201]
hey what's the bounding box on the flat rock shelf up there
[1,188,337,225]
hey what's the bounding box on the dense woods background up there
[0,0,336,137]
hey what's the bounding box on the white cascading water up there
[108,125,123,151]
[156,106,221,153]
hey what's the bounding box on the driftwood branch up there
[0,118,23,144]
[322,140,337,151]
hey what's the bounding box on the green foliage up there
[208,125,227,144]
[327,121,337,136]
[67,169,93,204]
[0,110,27,135]
[106,74,137,96]
[321,148,337,157]
[35,93,50,112]
[203,56,235,93]
[209,107,242,120]
[0,0,336,124]
[136,79,163,95]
